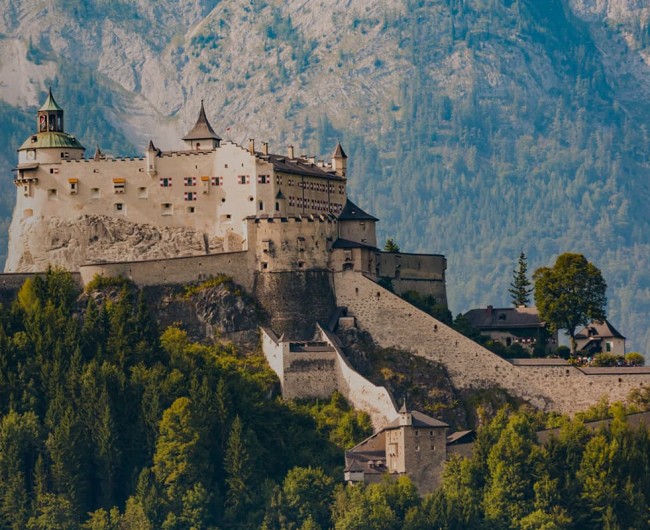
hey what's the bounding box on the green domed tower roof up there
[19,89,85,152]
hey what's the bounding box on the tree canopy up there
[533,253,607,353]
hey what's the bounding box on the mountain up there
[2,0,650,351]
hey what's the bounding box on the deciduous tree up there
[533,253,607,353]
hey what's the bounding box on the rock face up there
[5,214,221,272]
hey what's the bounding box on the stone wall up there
[253,270,336,340]
[79,251,253,290]
[261,326,398,429]
[334,271,650,415]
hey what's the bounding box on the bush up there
[625,352,645,366]
[592,353,624,367]
[556,346,570,359]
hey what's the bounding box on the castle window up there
[23,185,30,197]
[238,175,250,185]
[184,192,197,201]
[258,174,270,184]
[137,187,148,199]
[186,206,195,214]
[60,152,69,159]
[275,202,280,211]
[161,203,173,216]
[259,201,264,210]
[50,168,60,174]
[415,430,419,436]
[276,176,282,185]
[184,177,196,186]
[31,136,37,143]
[47,189,57,200]
[138,168,144,172]
[261,262,268,270]
[262,240,271,253]
[297,237,305,251]
[91,188,100,199]
[114,203,125,214]
[298,261,305,268]
[68,178,78,195]
[160,177,172,187]
[606,342,612,352]
[211,176,223,186]
[113,178,125,193]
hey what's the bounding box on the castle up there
[6,90,650,494]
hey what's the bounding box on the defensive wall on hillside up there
[333,270,650,415]
[261,325,398,429]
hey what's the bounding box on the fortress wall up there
[247,216,337,272]
[79,251,252,290]
[320,328,399,430]
[261,328,285,383]
[282,349,339,399]
[334,271,650,415]
[253,270,337,340]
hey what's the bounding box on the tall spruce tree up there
[509,252,532,307]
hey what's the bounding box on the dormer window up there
[68,178,78,195]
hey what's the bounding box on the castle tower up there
[18,88,85,165]
[182,100,221,151]
[332,142,347,177]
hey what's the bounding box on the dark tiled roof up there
[575,319,626,340]
[344,450,387,475]
[331,238,378,251]
[446,430,476,445]
[264,153,344,180]
[464,306,545,330]
[182,101,221,141]
[338,199,379,222]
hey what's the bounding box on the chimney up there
[249,139,255,155]
[288,145,294,158]
[262,142,269,155]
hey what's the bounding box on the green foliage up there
[84,274,134,293]
[533,253,607,352]
[293,392,373,450]
[625,352,645,366]
[181,274,234,298]
[383,238,400,253]
[509,252,532,307]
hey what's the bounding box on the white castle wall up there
[261,325,398,430]
[334,271,650,415]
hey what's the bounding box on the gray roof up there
[333,142,347,159]
[464,306,545,330]
[264,153,345,180]
[338,199,379,222]
[387,410,449,429]
[331,238,378,251]
[575,319,626,341]
[182,101,221,141]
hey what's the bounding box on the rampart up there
[79,251,253,291]
[261,325,398,429]
[334,271,650,415]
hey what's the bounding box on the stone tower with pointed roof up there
[182,100,221,150]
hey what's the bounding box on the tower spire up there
[182,99,221,150]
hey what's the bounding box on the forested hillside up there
[1,271,649,529]
[2,0,650,350]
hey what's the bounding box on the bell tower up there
[37,87,65,133]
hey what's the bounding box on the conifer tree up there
[224,416,252,517]
[509,252,532,307]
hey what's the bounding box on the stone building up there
[344,403,450,494]
[463,305,557,354]
[575,319,626,356]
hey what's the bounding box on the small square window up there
[114,203,125,214]
[186,206,195,213]
[161,203,173,216]
[47,189,57,200]
[91,188,100,199]
[137,187,148,199]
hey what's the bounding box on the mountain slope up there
[2,0,650,350]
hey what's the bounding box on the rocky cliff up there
[5,214,221,272]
